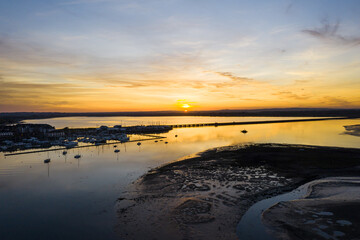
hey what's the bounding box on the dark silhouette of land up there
[1,108,360,125]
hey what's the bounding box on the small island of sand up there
[344,124,360,137]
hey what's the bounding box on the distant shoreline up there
[1,108,360,125]
[23,116,351,129]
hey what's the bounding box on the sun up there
[182,104,190,109]
[176,99,194,112]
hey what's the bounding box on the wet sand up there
[263,177,360,240]
[344,124,360,137]
[115,144,360,240]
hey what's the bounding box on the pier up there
[169,117,348,128]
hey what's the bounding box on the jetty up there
[169,117,347,128]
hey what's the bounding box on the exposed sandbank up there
[115,144,360,240]
[344,124,360,137]
[263,177,360,240]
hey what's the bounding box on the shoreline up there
[1,112,358,127]
[115,143,360,240]
[2,116,356,154]
[2,108,360,123]
[20,116,353,129]
[263,177,360,240]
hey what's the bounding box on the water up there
[237,182,311,240]
[24,116,322,128]
[237,177,360,240]
[1,117,360,239]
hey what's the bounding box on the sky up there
[0,0,360,112]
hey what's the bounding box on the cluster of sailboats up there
[43,151,81,163]
[42,131,248,164]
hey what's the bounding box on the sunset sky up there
[1,0,360,112]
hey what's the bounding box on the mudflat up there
[115,144,360,240]
[263,177,360,240]
[344,124,360,137]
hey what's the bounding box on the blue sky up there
[1,0,360,111]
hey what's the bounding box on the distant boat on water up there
[74,154,81,159]
[137,142,141,146]
[114,149,120,153]
[62,151,67,155]
[241,129,248,134]
[44,158,50,163]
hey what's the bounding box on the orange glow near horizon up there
[1,1,360,112]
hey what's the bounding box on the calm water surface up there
[1,118,360,240]
[24,116,322,128]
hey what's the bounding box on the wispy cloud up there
[273,91,310,100]
[285,2,293,14]
[302,19,360,46]
[60,0,115,6]
[321,96,352,106]
[213,72,253,83]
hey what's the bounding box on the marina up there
[3,134,165,156]
[0,117,345,154]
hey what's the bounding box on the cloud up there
[321,96,351,106]
[60,0,115,5]
[0,80,72,111]
[285,2,293,14]
[106,80,167,88]
[302,19,360,46]
[294,80,309,84]
[273,91,310,100]
[214,72,253,83]
[0,35,86,69]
